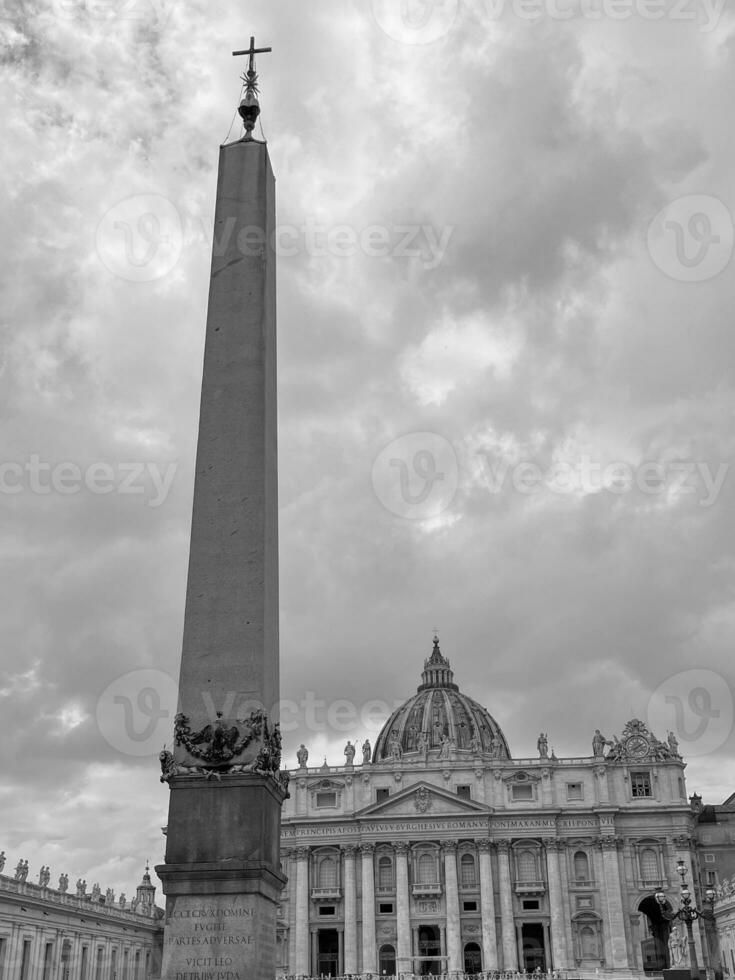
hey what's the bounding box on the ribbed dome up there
[373,637,511,762]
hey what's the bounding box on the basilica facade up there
[277,639,709,978]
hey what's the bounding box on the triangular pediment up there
[356,781,491,819]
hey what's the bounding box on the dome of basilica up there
[372,637,511,762]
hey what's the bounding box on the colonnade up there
[284,838,630,977]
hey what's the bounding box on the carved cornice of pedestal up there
[542,837,566,852]
[295,847,310,861]
[360,842,376,855]
[495,838,512,853]
[441,841,458,855]
[393,842,410,855]
[476,838,495,853]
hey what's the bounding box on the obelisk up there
[156,40,287,980]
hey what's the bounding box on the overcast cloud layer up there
[1,0,734,898]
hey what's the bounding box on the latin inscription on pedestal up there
[163,895,276,980]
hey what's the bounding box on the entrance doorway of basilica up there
[379,943,396,975]
[464,941,482,973]
[639,895,671,972]
[418,925,443,975]
[521,923,547,972]
[316,929,339,977]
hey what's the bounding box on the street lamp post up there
[655,858,715,980]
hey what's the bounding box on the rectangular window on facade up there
[512,783,534,801]
[706,870,716,885]
[631,771,652,798]
[379,903,394,914]
[376,788,390,803]
[43,943,53,980]
[456,785,471,800]
[318,906,335,916]
[522,899,540,910]
[20,941,32,980]
[315,791,337,808]
[463,900,478,912]
[566,782,583,801]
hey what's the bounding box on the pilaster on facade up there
[360,843,377,974]
[543,838,569,970]
[341,844,358,975]
[477,838,499,971]
[495,838,518,970]
[394,842,411,974]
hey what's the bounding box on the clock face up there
[625,734,649,758]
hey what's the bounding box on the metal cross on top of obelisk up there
[232,36,272,140]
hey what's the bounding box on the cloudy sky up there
[2,0,734,899]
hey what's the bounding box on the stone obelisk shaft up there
[177,139,278,734]
[157,138,284,980]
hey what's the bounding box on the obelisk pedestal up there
[156,130,286,980]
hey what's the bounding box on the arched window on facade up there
[460,853,477,888]
[640,847,660,883]
[318,855,338,889]
[378,855,394,890]
[573,850,590,882]
[418,852,437,883]
[517,849,537,882]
